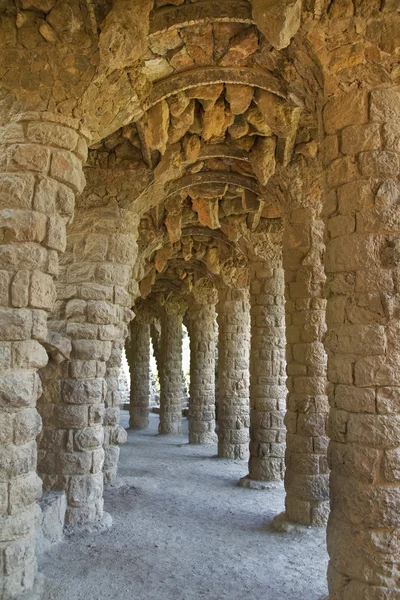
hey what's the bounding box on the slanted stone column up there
[283,203,329,526]
[38,204,137,527]
[103,340,128,485]
[0,115,87,599]
[217,285,250,459]
[159,296,187,435]
[323,88,400,598]
[126,312,152,430]
[240,258,286,487]
[187,279,218,444]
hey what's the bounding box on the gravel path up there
[40,412,329,600]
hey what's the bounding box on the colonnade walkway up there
[40,413,328,600]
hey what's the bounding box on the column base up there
[238,475,281,490]
[129,410,149,430]
[13,573,45,600]
[158,415,182,435]
[64,511,112,537]
[271,511,328,533]
[286,495,330,527]
[189,432,217,445]
[217,442,249,460]
[129,418,149,430]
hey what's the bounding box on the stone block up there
[30,270,56,309]
[50,149,85,192]
[33,176,57,214]
[323,91,368,134]
[10,270,29,308]
[358,150,400,177]
[45,214,67,252]
[72,340,112,361]
[54,405,88,428]
[0,441,36,479]
[8,143,51,172]
[12,340,48,370]
[0,208,47,243]
[370,88,400,123]
[58,451,92,475]
[0,371,40,409]
[62,379,104,405]
[341,123,381,154]
[325,156,359,188]
[0,173,35,210]
[87,301,117,325]
[35,491,67,556]
[67,473,103,508]
[9,472,42,515]
[337,180,374,215]
[27,122,79,151]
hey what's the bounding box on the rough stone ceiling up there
[81,0,324,300]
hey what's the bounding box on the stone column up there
[159,297,187,435]
[217,285,250,459]
[103,340,128,485]
[282,204,330,526]
[0,114,87,599]
[323,87,400,598]
[240,258,286,487]
[38,204,137,527]
[187,279,218,444]
[126,315,151,429]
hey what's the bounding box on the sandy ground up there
[40,412,329,600]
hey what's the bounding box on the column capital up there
[192,277,218,306]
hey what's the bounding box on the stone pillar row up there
[159,297,187,435]
[0,114,87,599]
[38,203,138,524]
[187,279,218,444]
[127,312,152,430]
[323,87,400,599]
[241,258,286,487]
[217,285,251,459]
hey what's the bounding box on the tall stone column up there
[187,279,218,444]
[240,258,286,487]
[217,285,250,459]
[103,340,128,485]
[38,204,137,527]
[159,296,187,435]
[323,88,400,598]
[0,115,87,599]
[126,314,151,429]
[282,204,330,526]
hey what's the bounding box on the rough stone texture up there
[241,259,286,485]
[158,297,186,435]
[0,116,87,600]
[283,206,330,527]
[38,204,137,526]
[1,1,400,598]
[35,491,67,556]
[217,285,250,460]
[323,87,400,599]
[103,341,128,486]
[126,317,151,430]
[187,280,218,444]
